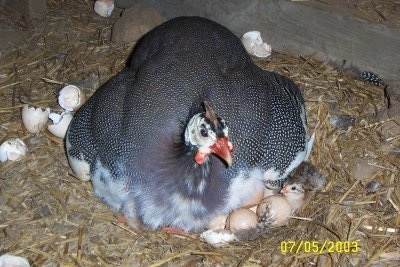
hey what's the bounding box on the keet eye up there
[291,186,297,190]
[200,128,208,137]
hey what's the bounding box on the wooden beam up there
[1,0,47,20]
[140,0,400,89]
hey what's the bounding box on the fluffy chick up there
[285,161,326,191]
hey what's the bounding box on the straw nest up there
[0,1,399,266]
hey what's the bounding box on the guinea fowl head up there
[184,101,234,167]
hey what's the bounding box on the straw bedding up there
[0,1,398,266]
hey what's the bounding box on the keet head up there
[185,101,234,167]
[280,182,305,199]
[280,182,306,211]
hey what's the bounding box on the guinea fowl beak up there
[280,187,289,194]
[210,136,234,167]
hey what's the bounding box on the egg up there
[0,138,28,163]
[240,31,272,58]
[47,112,73,139]
[256,196,292,227]
[58,85,86,112]
[21,105,50,134]
[208,214,228,230]
[228,208,258,233]
[241,186,265,212]
[94,0,114,17]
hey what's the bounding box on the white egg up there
[58,85,86,112]
[47,112,73,139]
[0,138,28,163]
[228,208,258,233]
[21,105,50,134]
[241,31,272,58]
[94,0,114,17]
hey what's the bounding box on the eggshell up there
[0,254,30,267]
[0,138,28,163]
[228,208,258,233]
[47,112,73,139]
[241,31,272,58]
[58,85,86,111]
[21,105,50,134]
[94,0,114,17]
[200,229,237,247]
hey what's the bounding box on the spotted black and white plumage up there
[66,17,311,232]
[265,178,286,189]
[361,71,385,86]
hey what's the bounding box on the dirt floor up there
[0,1,399,266]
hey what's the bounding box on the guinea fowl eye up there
[291,186,297,190]
[200,128,208,137]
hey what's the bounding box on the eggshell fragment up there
[94,0,114,17]
[241,31,272,58]
[228,208,258,233]
[0,254,30,267]
[200,229,237,247]
[47,112,73,139]
[0,138,28,163]
[58,85,86,112]
[21,105,50,134]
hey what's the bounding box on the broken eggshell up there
[58,85,86,112]
[21,105,50,134]
[94,0,115,17]
[0,254,30,267]
[0,138,28,163]
[200,229,237,247]
[47,112,73,139]
[241,31,272,58]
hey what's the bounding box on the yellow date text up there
[280,240,359,254]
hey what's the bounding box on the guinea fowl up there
[66,16,312,233]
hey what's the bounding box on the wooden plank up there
[140,0,400,89]
[1,0,47,20]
